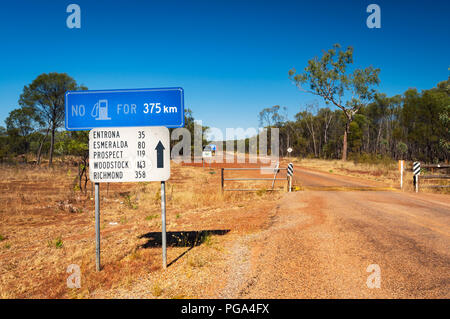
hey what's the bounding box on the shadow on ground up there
[139,230,230,248]
[138,230,230,267]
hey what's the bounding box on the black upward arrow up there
[155,141,165,168]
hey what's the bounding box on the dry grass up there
[286,157,449,194]
[0,161,281,298]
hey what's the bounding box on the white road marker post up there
[413,161,421,193]
[161,181,167,269]
[416,174,419,193]
[95,182,101,271]
[287,163,294,192]
[399,160,404,190]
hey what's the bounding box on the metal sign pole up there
[161,181,167,269]
[221,168,224,192]
[95,182,101,271]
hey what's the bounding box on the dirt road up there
[221,166,450,298]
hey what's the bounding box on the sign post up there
[66,87,183,271]
[399,160,404,190]
[287,147,293,158]
[88,126,171,270]
[202,148,212,169]
[287,163,294,192]
[95,182,100,271]
[161,181,167,268]
[413,161,421,193]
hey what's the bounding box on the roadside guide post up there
[287,163,294,192]
[65,87,184,271]
[413,161,420,193]
[287,147,293,159]
[399,160,404,190]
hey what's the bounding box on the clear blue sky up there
[0,0,449,135]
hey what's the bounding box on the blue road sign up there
[65,87,184,130]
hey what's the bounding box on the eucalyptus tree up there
[19,73,82,166]
[289,44,380,160]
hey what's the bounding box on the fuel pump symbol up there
[91,99,111,120]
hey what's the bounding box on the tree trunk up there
[366,128,370,152]
[305,117,318,157]
[342,120,350,161]
[36,128,50,165]
[49,127,55,166]
[376,120,383,154]
[311,131,318,157]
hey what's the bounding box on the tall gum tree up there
[19,73,83,166]
[289,44,380,160]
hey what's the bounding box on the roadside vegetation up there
[258,45,449,164]
[0,161,282,298]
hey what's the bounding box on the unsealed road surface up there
[222,167,450,298]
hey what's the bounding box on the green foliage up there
[396,142,408,157]
[54,131,88,156]
[19,73,78,127]
[256,188,267,196]
[289,43,380,160]
[276,75,449,163]
[48,237,63,249]
[18,72,84,165]
[398,83,449,161]
[438,104,449,153]
[289,44,380,114]
[259,105,287,127]
[123,194,138,210]
[5,106,42,137]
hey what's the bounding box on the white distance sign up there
[89,126,170,182]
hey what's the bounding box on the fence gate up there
[221,165,291,192]
[413,162,450,192]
